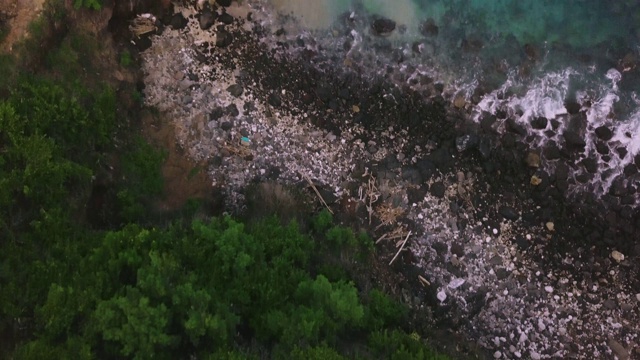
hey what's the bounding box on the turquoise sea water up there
[268,0,640,201]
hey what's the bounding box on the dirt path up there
[0,0,46,53]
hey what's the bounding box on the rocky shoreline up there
[133,1,639,359]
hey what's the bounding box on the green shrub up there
[73,0,102,10]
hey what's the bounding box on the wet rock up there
[596,141,610,155]
[218,12,234,25]
[227,84,243,97]
[623,163,638,176]
[416,159,437,180]
[616,147,628,159]
[450,242,464,257]
[595,125,613,141]
[531,116,548,129]
[499,206,519,220]
[199,8,216,30]
[372,17,396,36]
[564,100,581,114]
[543,143,561,160]
[563,130,586,148]
[581,157,599,173]
[170,13,188,29]
[407,186,427,204]
[430,181,446,198]
[506,118,527,136]
[220,121,233,131]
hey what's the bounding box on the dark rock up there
[480,113,497,134]
[199,8,216,30]
[603,299,617,310]
[623,163,638,176]
[227,84,243,97]
[488,255,503,266]
[450,242,464,257]
[430,181,446,198]
[543,143,562,160]
[416,159,437,180]
[595,125,613,141]
[170,13,188,29]
[499,206,519,220]
[581,157,599,173]
[420,18,439,36]
[372,18,396,35]
[217,0,232,6]
[564,100,581,114]
[610,177,627,197]
[506,118,527,136]
[216,30,233,47]
[428,147,453,171]
[407,186,427,204]
[268,93,282,107]
[225,103,239,117]
[209,107,224,120]
[218,12,234,25]
[515,235,530,250]
[402,167,422,184]
[456,134,479,152]
[595,141,610,155]
[531,117,548,129]
[563,130,586,148]
[220,121,233,131]
[133,36,152,52]
[616,147,628,159]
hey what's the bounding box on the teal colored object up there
[241,137,250,146]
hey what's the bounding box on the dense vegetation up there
[0,2,452,359]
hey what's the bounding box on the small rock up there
[545,222,554,231]
[526,152,541,168]
[218,12,234,25]
[372,18,396,35]
[437,290,447,302]
[530,352,541,360]
[530,175,542,186]
[608,339,629,360]
[603,299,617,310]
[494,350,502,359]
[227,84,244,97]
[352,105,360,113]
[448,278,465,289]
[216,30,233,47]
[430,182,446,198]
[611,250,625,262]
[220,121,233,131]
[268,93,282,107]
[499,206,519,220]
[199,8,216,30]
[453,95,466,108]
[170,13,188,30]
[544,286,553,293]
[456,134,479,152]
[595,125,614,141]
[563,130,586,148]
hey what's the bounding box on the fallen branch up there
[389,230,411,266]
[418,275,431,287]
[301,173,334,214]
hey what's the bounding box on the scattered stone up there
[448,278,465,289]
[499,206,519,220]
[220,121,233,131]
[352,104,360,113]
[217,0,232,6]
[595,125,613,141]
[544,286,553,293]
[608,339,629,360]
[456,134,479,152]
[546,222,555,231]
[530,352,541,360]
[170,13,188,30]
[453,95,466,108]
[218,12,234,25]
[530,175,542,186]
[216,29,233,47]
[268,93,282,107]
[493,350,502,359]
[531,117,548,129]
[437,290,447,302]
[603,299,617,310]
[611,250,625,262]
[563,130,586,148]
[199,8,216,30]
[420,18,439,36]
[371,17,396,36]
[227,84,244,97]
[430,181,446,198]
[526,152,541,168]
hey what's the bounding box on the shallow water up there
[268,0,640,203]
